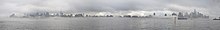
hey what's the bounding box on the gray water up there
[0,17,219,30]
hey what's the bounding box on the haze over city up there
[1,0,220,30]
[0,0,220,17]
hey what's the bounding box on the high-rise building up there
[184,12,189,18]
[59,12,64,16]
[75,14,84,17]
[178,12,188,20]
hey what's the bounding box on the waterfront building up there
[172,13,177,16]
[75,14,84,17]
[184,12,189,18]
[106,15,113,17]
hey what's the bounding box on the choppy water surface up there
[0,17,219,30]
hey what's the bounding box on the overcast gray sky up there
[0,0,220,17]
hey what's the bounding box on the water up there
[0,17,219,30]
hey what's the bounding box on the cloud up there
[0,0,219,17]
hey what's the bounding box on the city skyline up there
[10,9,209,18]
[0,0,220,30]
[0,0,220,17]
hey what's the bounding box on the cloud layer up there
[0,0,219,17]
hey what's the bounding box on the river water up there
[0,17,219,30]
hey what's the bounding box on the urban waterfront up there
[0,17,219,30]
[1,0,220,30]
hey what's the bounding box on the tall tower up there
[193,9,197,13]
[192,9,199,18]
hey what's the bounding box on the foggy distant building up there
[85,15,89,17]
[132,16,139,17]
[172,13,177,16]
[106,15,113,17]
[26,11,50,17]
[178,12,184,17]
[147,15,153,18]
[123,15,132,17]
[187,9,209,18]
[59,12,64,16]
[43,12,50,17]
[62,14,73,17]
[177,12,188,20]
[75,14,83,17]
[184,12,189,18]
[189,9,199,18]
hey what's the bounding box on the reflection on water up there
[0,17,219,30]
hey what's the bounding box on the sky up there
[0,0,220,17]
